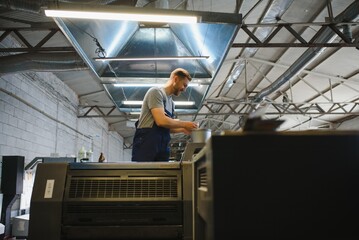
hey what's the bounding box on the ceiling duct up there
[0,31,88,74]
[47,2,242,113]
[252,0,359,104]
[0,0,138,74]
[203,0,294,128]
[219,0,295,96]
[207,0,359,130]
[136,0,185,10]
[0,52,87,74]
[0,0,133,13]
[0,1,241,114]
[0,0,43,13]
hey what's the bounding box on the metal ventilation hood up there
[49,3,242,113]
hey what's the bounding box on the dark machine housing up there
[193,131,359,240]
[28,162,193,240]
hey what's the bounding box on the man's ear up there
[173,75,179,83]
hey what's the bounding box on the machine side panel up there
[28,163,68,240]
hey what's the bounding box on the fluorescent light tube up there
[123,101,195,106]
[44,10,198,23]
[173,101,196,106]
[123,101,143,105]
[114,83,200,87]
[94,56,209,61]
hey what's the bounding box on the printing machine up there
[192,131,359,240]
[28,161,193,240]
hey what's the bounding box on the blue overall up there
[131,100,174,162]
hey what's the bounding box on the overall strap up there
[159,88,174,118]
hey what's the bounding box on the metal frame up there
[1,22,359,54]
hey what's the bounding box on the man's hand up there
[184,121,199,131]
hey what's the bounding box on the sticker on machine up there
[44,179,55,198]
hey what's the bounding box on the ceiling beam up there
[2,21,359,55]
[234,23,359,48]
[78,102,359,118]
[0,28,75,53]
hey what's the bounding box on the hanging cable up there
[66,20,127,100]
[67,20,106,58]
[94,38,106,58]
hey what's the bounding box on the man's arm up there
[151,107,197,133]
[170,119,193,134]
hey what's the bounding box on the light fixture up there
[123,101,144,105]
[173,101,196,106]
[114,83,200,87]
[44,10,198,24]
[94,56,209,61]
[123,100,195,106]
[44,2,242,25]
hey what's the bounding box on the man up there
[132,68,198,162]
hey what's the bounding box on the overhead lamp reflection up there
[94,56,209,61]
[123,101,195,106]
[114,83,200,87]
[44,10,198,24]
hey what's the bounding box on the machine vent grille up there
[68,177,179,199]
[199,168,207,188]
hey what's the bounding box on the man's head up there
[170,68,192,96]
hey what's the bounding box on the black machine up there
[28,162,193,240]
[193,131,359,240]
[1,156,24,239]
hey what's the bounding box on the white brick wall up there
[0,72,130,165]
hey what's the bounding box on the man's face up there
[173,77,189,96]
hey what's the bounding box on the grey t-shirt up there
[137,87,174,128]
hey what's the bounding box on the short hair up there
[171,68,192,81]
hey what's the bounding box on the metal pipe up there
[252,0,359,103]
[0,52,87,74]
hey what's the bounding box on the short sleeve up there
[146,87,164,110]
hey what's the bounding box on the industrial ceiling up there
[1,0,359,146]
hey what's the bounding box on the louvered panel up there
[199,168,207,188]
[68,177,179,199]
